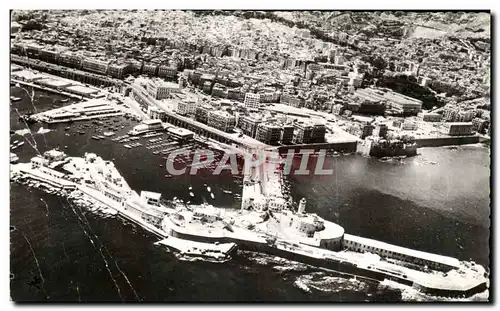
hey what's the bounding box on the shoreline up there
[11,79,86,100]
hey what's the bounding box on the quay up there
[11,78,87,100]
[30,98,125,123]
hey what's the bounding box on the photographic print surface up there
[9,10,491,302]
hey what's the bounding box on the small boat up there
[124,144,132,149]
[91,136,100,140]
[65,126,71,131]
[15,83,20,87]
[189,186,192,190]
[78,131,85,135]
[98,135,105,139]
[10,96,21,102]
[61,98,70,103]
[189,192,194,197]
[207,186,211,192]
[10,153,18,163]
[222,190,232,194]
[210,193,215,199]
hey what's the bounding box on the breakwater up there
[273,141,358,154]
[414,135,487,147]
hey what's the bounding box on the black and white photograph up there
[8,8,491,303]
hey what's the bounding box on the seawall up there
[356,140,418,158]
[165,223,487,298]
[274,141,358,154]
[415,135,487,147]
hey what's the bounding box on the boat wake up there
[36,127,52,135]
[14,129,31,136]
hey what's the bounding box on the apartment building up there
[207,110,236,132]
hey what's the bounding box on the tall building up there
[176,99,198,116]
[328,49,337,63]
[207,110,236,132]
[147,106,166,121]
[39,48,60,64]
[311,124,326,143]
[228,88,243,101]
[283,58,297,69]
[373,124,388,138]
[418,112,442,122]
[472,118,489,134]
[256,123,282,145]
[195,105,212,124]
[82,58,110,75]
[443,108,476,122]
[58,51,83,69]
[238,115,262,138]
[244,93,261,109]
[212,84,227,98]
[146,79,180,100]
[418,76,432,87]
[143,63,159,76]
[202,81,212,94]
[280,124,294,144]
[25,43,41,58]
[280,93,304,108]
[346,124,374,139]
[108,63,132,79]
[440,122,473,136]
[158,65,178,79]
[294,123,314,144]
[332,103,345,115]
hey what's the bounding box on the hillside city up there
[10,10,491,151]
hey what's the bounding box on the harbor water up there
[10,87,490,301]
